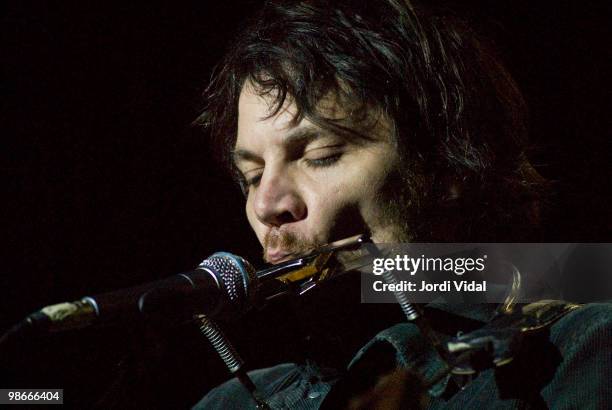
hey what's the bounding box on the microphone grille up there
[197,252,257,310]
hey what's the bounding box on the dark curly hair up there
[196,0,548,241]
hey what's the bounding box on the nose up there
[252,167,307,227]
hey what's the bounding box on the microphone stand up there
[195,314,270,409]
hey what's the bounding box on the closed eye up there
[304,153,343,168]
[246,174,262,187]
[240,173,262,193]
[237,172,262,196]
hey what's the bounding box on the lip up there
[265,249,295,264]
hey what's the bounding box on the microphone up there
[20,252,257,334]
[2,234,370,344]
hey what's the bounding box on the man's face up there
[234,83,411,264]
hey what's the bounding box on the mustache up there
[262,230,320,262]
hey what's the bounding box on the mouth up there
[265,246,318,264]
[265,234,371,265]
[265,249,296,264]
[263,230,323,264]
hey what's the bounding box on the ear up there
[446,179,462,201]
[437,174,464,204]
[424,174,467,241]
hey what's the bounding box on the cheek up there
[330,163,390,205]
[304,171,366,227]
[332,152,399,221]
[305,173,347,213]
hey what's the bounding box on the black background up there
[2,1,610,408]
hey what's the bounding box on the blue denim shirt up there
[194,302,612,409]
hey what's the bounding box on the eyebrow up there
[232,125,326,165]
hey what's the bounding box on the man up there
[194,0,611,408]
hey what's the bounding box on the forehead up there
[235,82,396,161]
[236,81,359,151]
[236,83,298,149]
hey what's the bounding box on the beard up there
[262,229,322,262]
[373,162,427,243]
